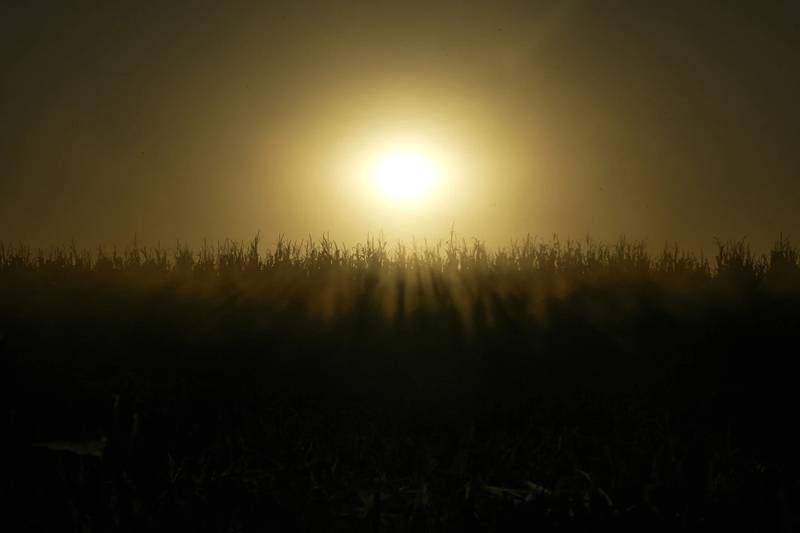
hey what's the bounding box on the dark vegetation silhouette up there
[1,233,799,531]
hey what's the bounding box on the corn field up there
[1,234,799,532]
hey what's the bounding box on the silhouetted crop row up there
[2,234,798,282]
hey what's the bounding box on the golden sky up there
[1,1,799,251]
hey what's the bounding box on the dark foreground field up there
[2,235,799,532]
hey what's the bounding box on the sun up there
[373,150,439,203]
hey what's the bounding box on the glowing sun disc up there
[373,151,438,202]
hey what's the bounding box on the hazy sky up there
[2,1,799,251]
